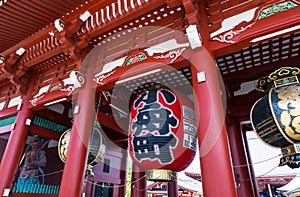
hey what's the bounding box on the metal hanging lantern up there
[58,122,106,176]
[129,85,197,182]
[251,67,300,168]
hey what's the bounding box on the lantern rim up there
[58,128,71,163]
[256,67,300,92]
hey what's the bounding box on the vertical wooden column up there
[58,58,96,197]
[167,181,178,197]
[190,46,237,196]
[227,117,259,197]
[130,163,146,197]
[119,149,128,197]
[241,126,260,197]
[0,80,34,196]
[183,1,237,195]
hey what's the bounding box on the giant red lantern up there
[129,85,197,181]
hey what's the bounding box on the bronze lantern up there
[58,121,106,176]
[251,67,300,168]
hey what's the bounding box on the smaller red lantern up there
[129,85,197,181]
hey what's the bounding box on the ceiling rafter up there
[0,6,46,27]
[13,0,59,20]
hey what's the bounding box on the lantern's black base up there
[279,153,300,169]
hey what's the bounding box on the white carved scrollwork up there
[212,23,254,44]
[153,48,186,63]
[94,70,116,85]
[62,71,85,95]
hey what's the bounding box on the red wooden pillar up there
[190,46,237,196]
[0,84,34,195]
[131,163,146,197]
[119,149,128,197]
[183,1,237,195]
[167,181,178,197]
[227,118,259,197]
[242,125,260,196]
[58,61,96,197]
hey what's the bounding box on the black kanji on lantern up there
[131,89,179,164]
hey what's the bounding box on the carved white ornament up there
[95,70,116,85]
[62,71,85,95]
[212,23,254,44]
[33,85,50,98]
[95,57,127,77]
[94,39,190,77]
[186,25,202,49]
[8,96,22,108]
[153,48,186,63]
[144,39,189,56]
[30,95,44,106]
[210,7,258,38]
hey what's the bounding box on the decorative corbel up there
[66,18,84,35]
[0,55,6,64]
[76,34,91,50]
[182,0,203,49]
[53,11,92,60]
[66,11,91,34]
[15,62,29,78]
[1,48,26,75]
[8,74,28,95]
[55,28,82,60]
[182,0,200,24]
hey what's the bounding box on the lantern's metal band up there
[267,89,295,145]
[279,144,300,168]
[58,129,71,162]
[281,143,300,156]
[146,169,177,182]
[274,76,299,88]
[86,164,95,177]
[250,98,285,149]
[88,122,106,166]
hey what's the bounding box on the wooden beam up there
[30,124,61,141]
[97,111,128,136]
[35,108,73,128]
[228,90,265,118]
[211,6,300,57]
[0,106,18,118]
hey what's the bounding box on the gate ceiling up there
[0,0,299,121]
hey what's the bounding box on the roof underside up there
[0,0,92,53]
[0,0,299,120]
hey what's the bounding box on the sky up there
[184,131,300,177]
[246,131,299,177]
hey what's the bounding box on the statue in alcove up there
[17,135,47,187]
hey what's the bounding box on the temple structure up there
[0,0,300,197]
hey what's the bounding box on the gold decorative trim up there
[146,169,177,182]
[257,67,300,92]
[258,1,298,20]
[58,129,71,163]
